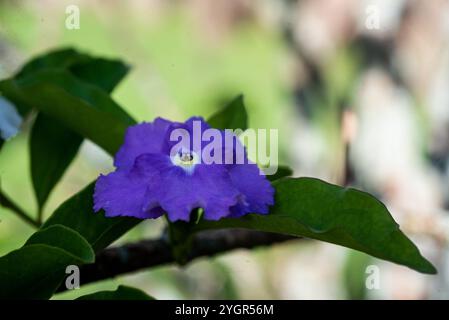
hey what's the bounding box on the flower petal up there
[114,117,172,170]
[135,154,240,222]
[94,116,275,222]
[93,168,163,219]
[227,162,275,217]
[164,116,211,157]
[0,96,22,140]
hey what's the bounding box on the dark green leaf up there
[26,224,95,263]
[17,48,130,92]
[3,47,128,118]
[195,177,436,274]
[17,69,135,126]
[76,285,154,300]
[6,61,138,252]
[0,224,94,299]
[29,57,130,211]
[208,94,248,130]
[0,246,81,299]
[266,165,293,182]
[42,183,140,252]
[69,58,130,92]
[0,80,32,117]
[1,181,137,298]
[30,114,83,211]
[16,48,90,78]
[0,70,135,155]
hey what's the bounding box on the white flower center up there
[171,150,200,173]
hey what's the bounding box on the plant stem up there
[57,229,299,291]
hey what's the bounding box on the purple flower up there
[94,117,274,222]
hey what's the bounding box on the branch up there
[0,188,39,228]
[62,229,299,290]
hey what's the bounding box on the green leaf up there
[69,58,130,92]
[29,56,130,211]
[208,94,248,130]
[195,177,436,274]
[0,80,32,117]
[16,48,130,92]
[266,165,293,182]
[42,183,140,252]
[1,181,137,298]
[0,69,135,155]
[18,68,135,127]
[0,246,80,299]
[26,224,95,263]
[7,48,129,115]
[76,285,154,300]
[30,114,83,211]
[0,224,94,299]
[4,57,138,252]
[16,48,90,78]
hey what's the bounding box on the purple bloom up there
[94,117,274,222]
